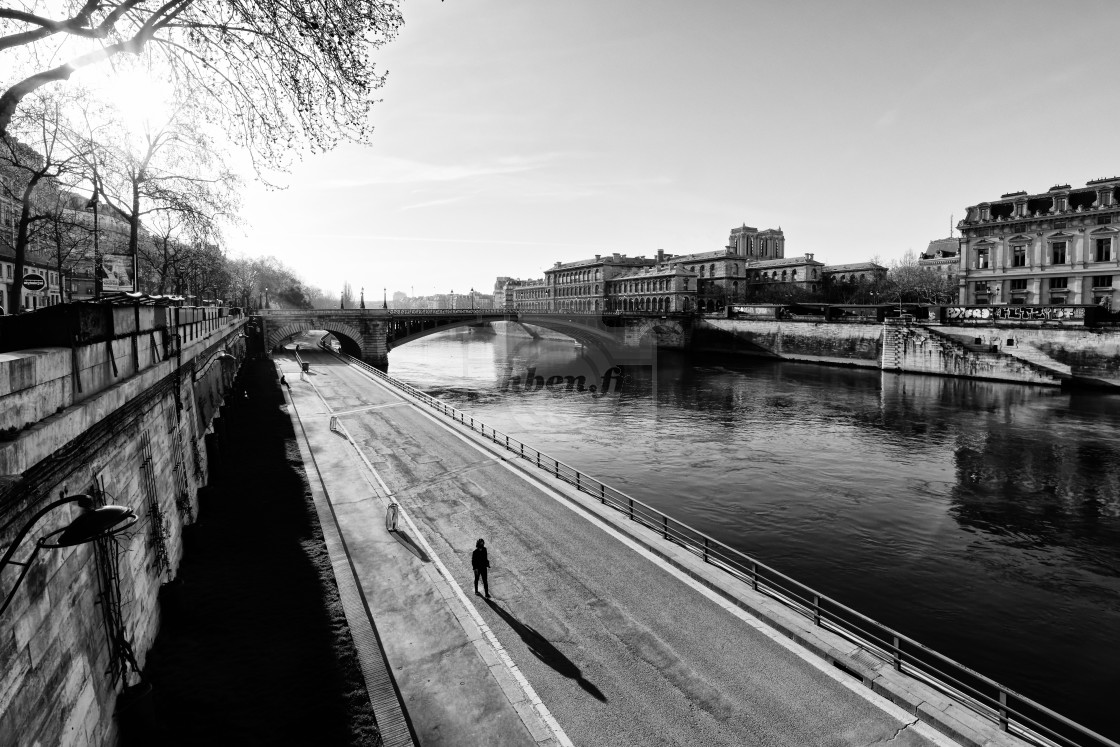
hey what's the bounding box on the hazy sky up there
[226,0,1120,299]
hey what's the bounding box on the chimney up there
[595,254,601,260]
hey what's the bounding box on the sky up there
[224,0,1120,299]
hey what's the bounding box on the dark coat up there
[472,547,489,570]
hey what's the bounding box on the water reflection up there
[387,329,1120,739]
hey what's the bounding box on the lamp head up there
[47,505,138,548]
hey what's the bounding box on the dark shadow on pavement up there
[483,598,606,702]
[391,529,431,562]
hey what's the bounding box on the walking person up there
[472,539,490,598]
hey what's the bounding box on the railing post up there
[703,537,709,563]
[628,498,634,521]
[536,452,540,468]
[751,562,758,591]
[662,515,668,539]
[505,435,509,449]
[599,484,605,504]
[554,461,559,479]
[998,690,1008,732]
[576,472,581,491]
[813,594,821,626]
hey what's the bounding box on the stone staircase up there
[881,322,1066,386]
[926,327,1070,385]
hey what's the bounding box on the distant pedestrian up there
[472,539,490,598]
[280,374,289,389]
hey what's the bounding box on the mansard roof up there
[823,262,886,273]
[923,237,959,258]
[748,256,822,268]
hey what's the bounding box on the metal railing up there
[326,344,1116,747]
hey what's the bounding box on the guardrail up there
[323,343,1114,747]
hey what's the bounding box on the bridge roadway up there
[275,344,966,747]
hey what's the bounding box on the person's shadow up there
[483,598,605,702]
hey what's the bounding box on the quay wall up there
[692,318,883,368]
[691,317,1120,388]
[0,307,249,746]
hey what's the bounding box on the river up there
[380,326,1120,741]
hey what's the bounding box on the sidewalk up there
[279,358,562,747]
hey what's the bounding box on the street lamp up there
[470,287,475,311]
[383,287,387,310]
[86,180,101,301]
[1,495,138,617]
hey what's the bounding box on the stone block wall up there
[694,318,883,367]
[0,312,245,746]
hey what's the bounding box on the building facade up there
[957,180,1120,307]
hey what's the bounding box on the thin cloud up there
[317,152,576,189]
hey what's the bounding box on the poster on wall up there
[98,254,134,292]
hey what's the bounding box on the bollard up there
[385,501,399,532]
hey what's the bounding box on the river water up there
[382,327,1120,740]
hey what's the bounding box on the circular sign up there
[22,273,46,291]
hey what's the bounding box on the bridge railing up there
[327,345,1115,747]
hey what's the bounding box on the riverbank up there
[141,360,381,746]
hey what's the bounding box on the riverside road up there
[278,344,969,747]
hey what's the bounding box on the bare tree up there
[93,108,240,290]
[888,249,956,305]
[0,90,94,312]
[0,0,403,174]
[40,189,95,301]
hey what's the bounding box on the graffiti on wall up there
[945,306,1086,321]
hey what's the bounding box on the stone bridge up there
[259,309,692,369]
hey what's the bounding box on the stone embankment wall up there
[0,306,248,746]
[692,316,1120,388]
[693,318,883,368]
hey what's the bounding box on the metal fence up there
[328,345,1116,747]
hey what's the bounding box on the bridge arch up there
[267,321,365,358]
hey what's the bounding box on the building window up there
[1010,279,1027,291]
[976,247,990,269]
[1098,215,1112,225]
[1096,238,1112,262]
[1093,275,1113,288]
[1011,245,1026,267]
[1050,277,1068,289]
[974,281,989,295]
[1051,241,1067,264]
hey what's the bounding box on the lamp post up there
[1,495,138,617]
[470,287,475,311]
[86,175,101,301]
[382,287,387,310]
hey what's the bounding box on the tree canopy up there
[0,0,403,170]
